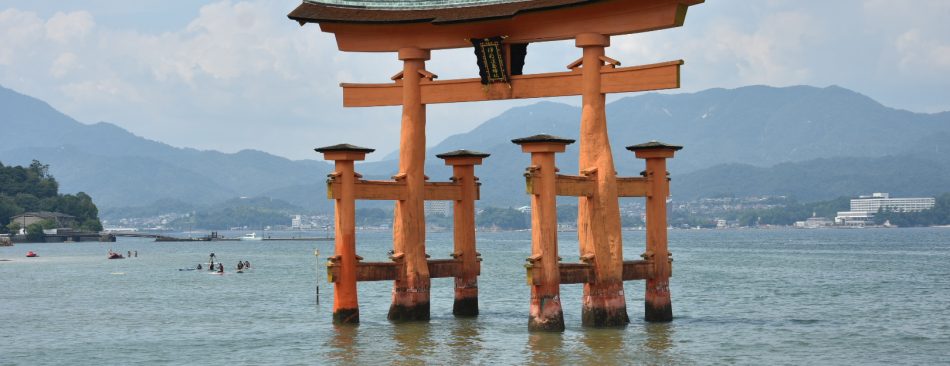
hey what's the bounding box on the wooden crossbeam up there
[525,174,648,198]
[554,174,594,197]
[525,172,595,197]
[617,177,650,197]
[327,180,475,201]
[327,180,406,200]
[342,60,682,107]
[558,263,595,284]
[527,260,659,285]
[327,259,475,282]
[621,260,656,281]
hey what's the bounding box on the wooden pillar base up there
[528,294,565,331]
[453,297,478,317]
[333,307,360,324]
[453,280,478,317]
[582,282,630,327]
[644,277,673,322]
[388,283,431,321]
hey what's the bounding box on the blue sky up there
[1,0,948,160]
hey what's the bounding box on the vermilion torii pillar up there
[575,32,629,327]
[437,150,490,317]
[390,47,432,321]
[628,141,682,322]
[513,134,574,331]
[315,143,374,324]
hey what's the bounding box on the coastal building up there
[9,212,77,228]
[835,193,935,226]
[850,193,935,213]
[291,215,302,229]
[794,216,834,228]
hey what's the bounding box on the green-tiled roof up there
[303,0,528,10]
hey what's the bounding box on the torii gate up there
[290,0,701,328]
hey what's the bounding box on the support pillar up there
[437,150,490,317]
[575,32,629,327]
[513,134,574,331]
[390,47,432,321]
[316,143,375,324]
[627,141,682,322]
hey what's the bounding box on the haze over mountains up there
[1,84,948,216]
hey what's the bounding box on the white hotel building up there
[835,193,935,226]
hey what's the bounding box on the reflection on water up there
[526,331,564,365]
[578,328,626,364]
[448,318,483,364]
[393,322,435,364]
[327,324,359,363]
[644,322,675,361]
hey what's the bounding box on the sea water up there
[1,228,948,365]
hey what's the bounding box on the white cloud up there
[895,29,950,75]
[49,52,77,78]
[0,8,44,65]
[44,11,95,43]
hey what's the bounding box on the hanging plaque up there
[471,37,509,85]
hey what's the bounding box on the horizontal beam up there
[622,260,655,281]
[342,60,682,107]
[327,180,475,201]
[527,173,593,196]
[555,174,595,197]
[327,180,406,200]
[617,177,649,197]
[526,260,660,285]
[424,182,464,201]
[559,263,594,284]
[525,174,650,198]
[327,258,476,282]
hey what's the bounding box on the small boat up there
[240,232,263,241]
[107,251,125,259]
[26,251,38,258]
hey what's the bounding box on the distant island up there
[1,160,104,242]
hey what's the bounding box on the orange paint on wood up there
[554,174,595,197]
[329,159,360,324]
[327,259,474,282]
[575,33,629,327]
[635,148,677,322]
[326,180,471,201]
[389,48,431,321]
[616,177,649,197]
[445,156,485,317]
[341,60,682,107]
[517,140,569,331]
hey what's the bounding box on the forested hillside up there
[0,160,102,233]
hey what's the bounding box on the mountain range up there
[1,84,948,216]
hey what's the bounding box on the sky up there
[1,0,948,160]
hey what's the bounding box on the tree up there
[0,160,103,232]
[6,221,21,234]
[26,223,45,242]
[477,207,529,230]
